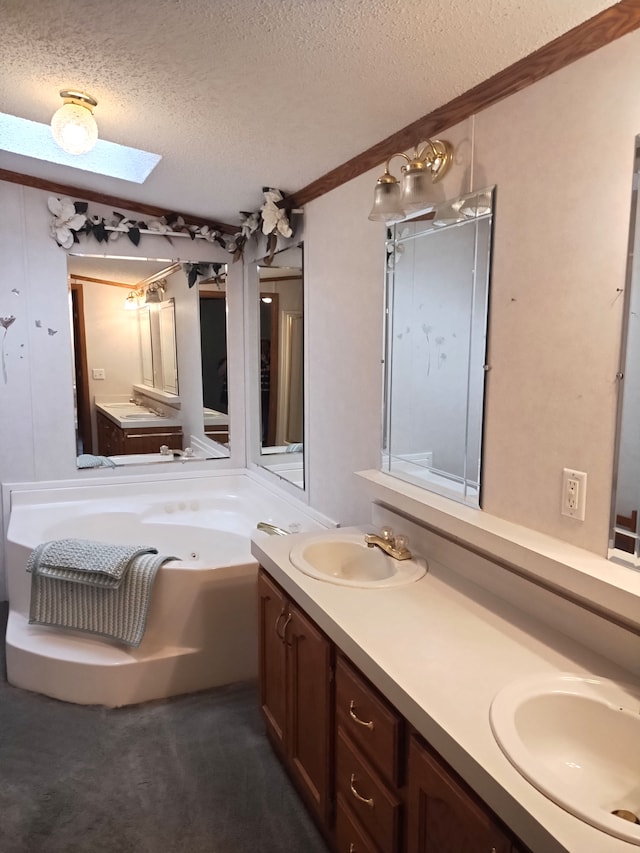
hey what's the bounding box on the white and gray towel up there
[27,539,174,647]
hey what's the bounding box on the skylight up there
[0,113,161,183]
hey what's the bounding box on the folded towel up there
[27,539,158,589]
[77,454,116,469]
[29,551,171,647]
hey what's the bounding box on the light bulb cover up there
[51,91,98,155]
[368,175,405,223]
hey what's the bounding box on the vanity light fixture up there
[368,139,453,223]
[124,289,144,310]
[144,280,166,304]
[51,90,99,155]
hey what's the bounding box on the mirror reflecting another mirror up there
[68,254,230,468]
[611,137,640,566]
[255,243,304,489]
[382,188,495,506]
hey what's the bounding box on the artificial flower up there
[47,196,87,249]
[260,189,292,238]
[239,211,261,241]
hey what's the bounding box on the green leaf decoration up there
[112,212,125,223]
[128,227,141,246]
[187,267,198,288]
[93,221,107,243]
[74,201,88,214]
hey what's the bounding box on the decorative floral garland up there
[48,187,295,267]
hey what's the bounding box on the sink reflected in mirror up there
[289,533,427,588]
[68,254,231,467]
[490,672,640,845]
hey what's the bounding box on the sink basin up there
[490,672,640,844]
[124,413,159,419]
[289,533,427,588]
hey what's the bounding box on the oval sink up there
[490,672,640,844]
[289,533,427,588]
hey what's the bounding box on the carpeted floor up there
[0,602,329,853]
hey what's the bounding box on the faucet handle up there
[394,534,409,552]
[380,526,395,541]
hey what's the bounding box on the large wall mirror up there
[382,187,495,507]
[68,254,230,468]
[611,137,640,566]
[253,243,304,488]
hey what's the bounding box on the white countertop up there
[95,402,182,430]
[251,526,640,853]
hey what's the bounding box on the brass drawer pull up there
[349,844,355,853]
[349,773,374,808]
[274,609,286,640]
[349,700,374,730]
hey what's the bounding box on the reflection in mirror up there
[382,188,494,506]
[257,243,304,488]
[611,137,640,566]
[68,254,230,468]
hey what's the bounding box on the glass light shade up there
[124,291,141,310]
[400,166,436,213]
[51,103,98,155]
[144,288,162,305]
[368,180,405,223]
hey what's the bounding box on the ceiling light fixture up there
[368,139,453,224]
[51,90,98,155]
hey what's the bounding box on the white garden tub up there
[5,472,330,707]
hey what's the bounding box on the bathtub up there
[5,472,331,707]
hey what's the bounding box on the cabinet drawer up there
[336,654,403,786]
[335,793,380,853]
[336,727,402,853]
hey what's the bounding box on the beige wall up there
[303,28,640,552]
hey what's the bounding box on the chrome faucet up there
[365,526,412,560]
[257,521,290,536]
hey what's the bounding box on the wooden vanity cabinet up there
[257,570,333,828]
[257,567,526,853]
[96,410,182,456]
[406,733,516,853]
[335,654,404,853]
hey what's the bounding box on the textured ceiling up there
[0,0,613,226]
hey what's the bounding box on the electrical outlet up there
[561,468,587,520]
[92,368,105,380]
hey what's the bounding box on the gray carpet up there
[0,603,329,853]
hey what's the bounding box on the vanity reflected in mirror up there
[68,254,230,467]
[611,136,640,566]
[252,243,305,488]
[382,187,495,506]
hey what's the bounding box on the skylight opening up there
[0,113,161,183]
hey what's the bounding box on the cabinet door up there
[407,735,511,853]
[287,601,333,825]
[258,571,288,752]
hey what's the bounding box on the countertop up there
[95,402,182,430]
[251,526,640,853]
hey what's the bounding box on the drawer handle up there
[349,700,374,730]
[274,609,286,640]
[349,845,355,853]
[350,773,374,809]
